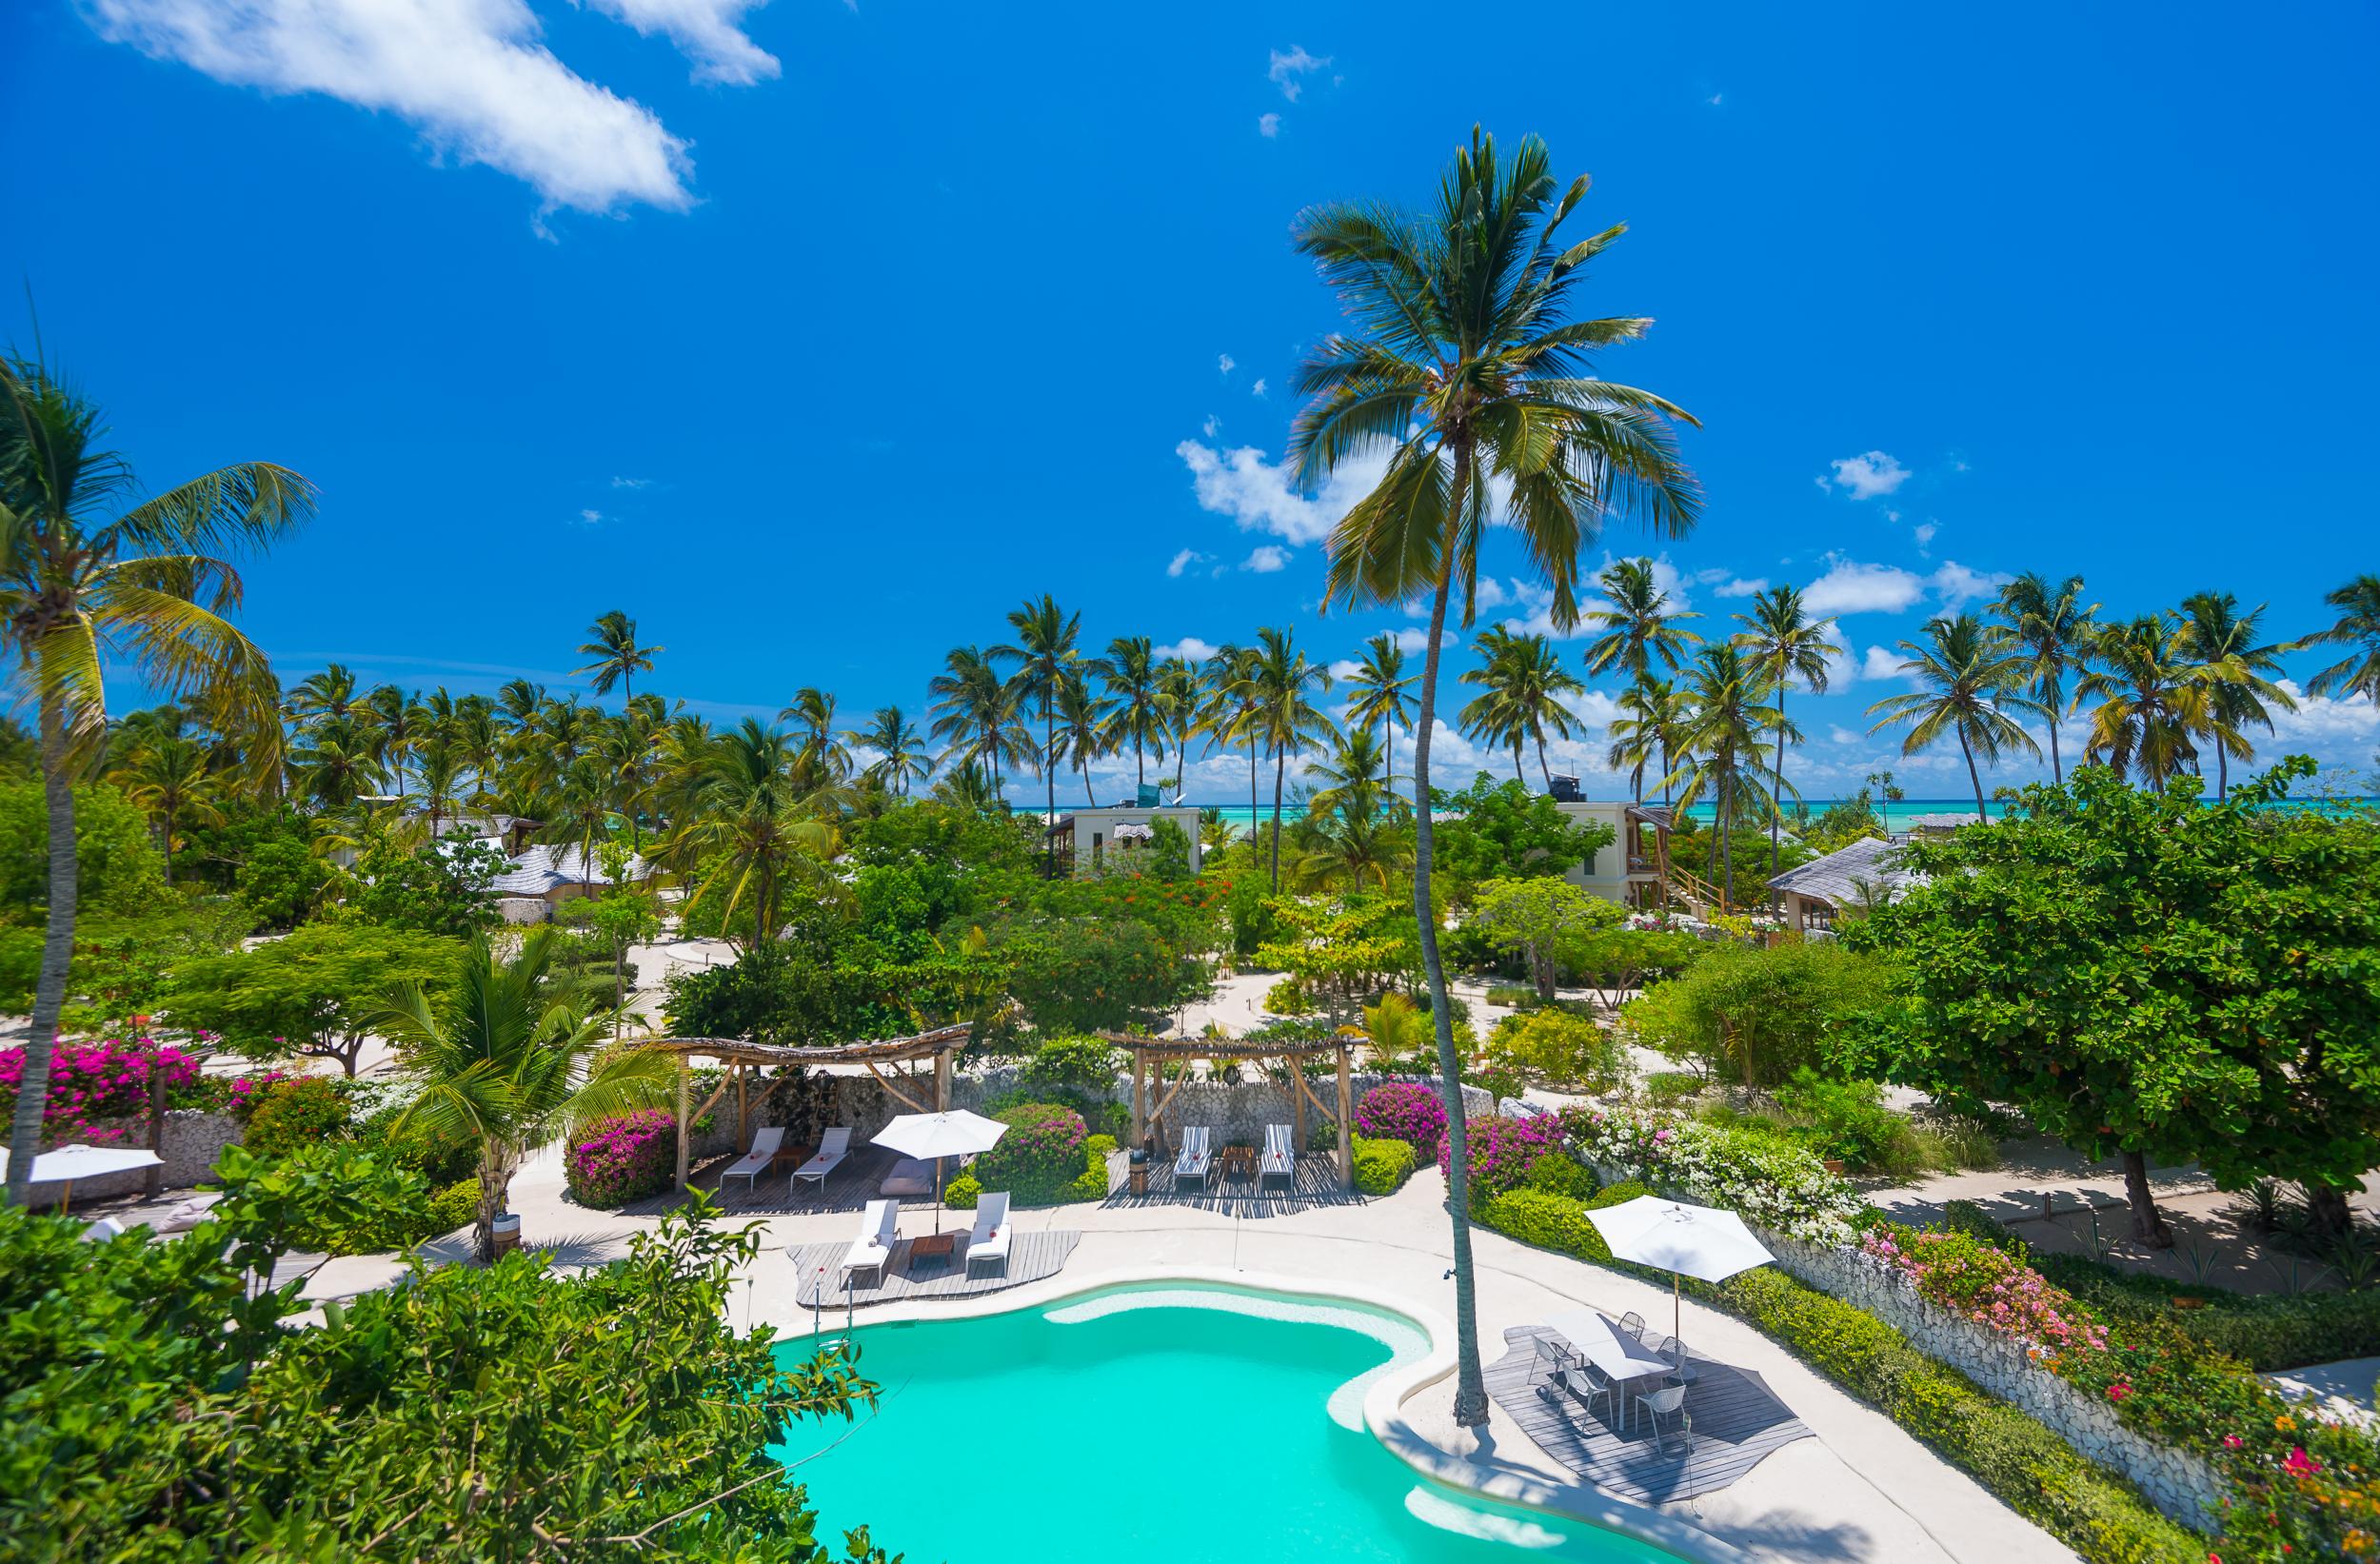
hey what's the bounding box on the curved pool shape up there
[772,1283,1685,1562]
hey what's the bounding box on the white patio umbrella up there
[0,1143,164,1215]
[869,1110,1007,1234]
[1585,1194,1775,1341]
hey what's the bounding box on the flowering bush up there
[564,1110,677,1207]
[1559,1102,1866,1245]
[1437,1113,1568,1199]
[1354,1082,1448,1159]
[1862,1227,2110,1363]
[0,1039,200,1145]
[974,1102,1089,1204]
[227,1070,294,1123]
[242,1077,354,1158]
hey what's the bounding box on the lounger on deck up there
[965,1191,1012,1277]
[1174,1125,1212,1188]
[793,1127,852,1191]
[717,1126,786,1198]
[842,1198,899,1286]
[1259,1122,1295,1186]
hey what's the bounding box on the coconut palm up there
[1290,809,1414,894]
[932,759,1002,813]
[849,705,931,796]
[779,686,848,784]
[288,663,362,728]
[927,644,1027,798]
[1991,572,2094,785]
[0,354,313,1205]
[1733,584,1838,875]
[2302,575,2380,702]
[414,741,463,839]
[1457,627,1584,788]
[993,595,1082,875]
[452,698,506,805]
[597,703,663,849]
[1582,557,1703,683]
[671,721,840,946]
[1197,643,1263,848]
[1665,645,1782,906]
[1869,613,2047,817]
[1344,633,1418,784]
[1156,655,1202,796]
[362,683,424,800]
[1305,724,1406,827]
[1243,626,1339,891]
[1603,675,1662,804]
[538,755,615,895]
[1285,129,1699,1425]
[1088,635,1166,793]
[2177,591,2296,801]
[109,733,224,884]
[380,929,673,1261]
[2073,613,2209,793]
[1053,667,1108,806]
[576,609,663,704]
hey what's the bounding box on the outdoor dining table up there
[1543,1309,1678,1434]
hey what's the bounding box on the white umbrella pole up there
[934,1158,943,1236]
[1674,1274,1681,1343]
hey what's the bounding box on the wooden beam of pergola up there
[1102,1030,1356,1191]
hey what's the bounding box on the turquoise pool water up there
[771,1285,1685,1563]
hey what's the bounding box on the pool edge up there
[793,1264,1754,1564]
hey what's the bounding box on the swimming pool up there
[771,1283,1691,1562]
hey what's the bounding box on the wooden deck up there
[789,1229,1080,1309]
[1101,1152,1360,1218]
[1483,1325,1813,1503]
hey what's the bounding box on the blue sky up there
[6,1,2376,803]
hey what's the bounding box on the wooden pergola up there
[1097,1029,1359,1191]
[636,1023,975,1191]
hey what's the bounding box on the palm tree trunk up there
[474,1147,518,1264]
[1959,727,1987,820]
[1771,691,1788,878]
[2047,702,2063,787]
[1247,734,1259,861]
[1717,768,1735,908]
[6,697,78,1208]
[1135,737,1144,791]
[1083,764,1097,806]
[1413,552,1490,1427]
[1536,738,1554,792]
[2216,745,2228,801]
[1511,744,1525,786]
[1269,746,1287,892]
[1043,693,1057,879]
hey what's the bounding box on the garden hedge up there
[1351,1135,1416,1196]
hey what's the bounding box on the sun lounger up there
[842,1198,899,1287]
[793,1127,852,1192]
[878,1156,937,1197]
[1174,1125,1212,1188]
[717,1126,786,1199]
[1259,1122,1295,1186]
[965,1190,1012,1277]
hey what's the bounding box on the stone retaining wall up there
[25,1109,241,1207]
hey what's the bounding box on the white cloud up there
[610,475,652,489]
[1816,643,1857,689]
[1713,576,1768,598]
[1706,91,1723,107]
[1472,577,1511,611]
[1165,548,1210,579]
[1250,377,1267,398]
[1241,544,1289,574]
[1393,626,1448,656]
[1816,449,1912,501]
[1913,522,1937,555]
[1930,560,2011,610]
[1200,414,1220,438]
[577,508,605,524]
[1828,725,1864,747]
[1328,659,1363,681]
[1266,44,1328,101]
[1218,353,1237,375]
[1257,111,1280,138]
[1860,645,1905,681]
[1156,637,1220,662]
[2266,681,2380,745]
[85,0,698,214]
[1801,557,1926,617]
[582,0,776,85]
[1174,437,1389,546]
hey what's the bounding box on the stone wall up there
[26,1109,241,1207]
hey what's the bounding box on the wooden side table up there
[908,1231,957,1266]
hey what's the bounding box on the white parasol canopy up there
[1585,1194,1775,1340]
[0,1143,165,1214]
[870,1110,1007,1233]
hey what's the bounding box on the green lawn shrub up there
[1351,1134,1417,1196]
[241,1076,353,1158]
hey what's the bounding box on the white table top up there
[1544,1310,1676,1381]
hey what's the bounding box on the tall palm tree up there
[598,703,663,849]
[1053,667,1108,806]
[849,704,930,796]
[1991,572,2093,786]
[1869,613,2047,817]
[932,759,1002,813]
[414,740,462,839]
[109,733,224,884]
[1088,635,1166,793]
[576,609,663,704]
[1603,674,1662,803]
[1733,584,1837,875]
[288,663,361,728]
[1244,626,1339,891]
[1457,627,1584,788]
[363,683,423,800]
[539,755,615,895]
[1305,723,1406,826]
[1582,557,1702,681]
[1665,645,1781,907]
[1,354,313,1206]
[2301,575,2380,703]
[993,595,1081,876]
[2073,613,2207,794]
[1156,655,1202,797]
[1197,643,1262,852]
[380,930,673,1261]
[1344,633,1418,785]
[779,686,848,784]
[670,721,839,946]
[2178,591,2296,801]
[452,697,505,805]
[1285,129,1699,1425]
[927,644,1026,800]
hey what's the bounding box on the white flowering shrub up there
[1558,1103,1867,1246]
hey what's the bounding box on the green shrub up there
[1351,1135,1417,1196]
[1483,983,1537,1009]
[943,1173,982,1211]
[426,1178,477,1236]
[1643,1071,1704,1106]
[1021,1035,1122,1098]
[1488,1009,1631,1093]
[1085,1133,1117,1158]
[1771,1070,1922,1174]
[1523,1152,1599,1200]
[1064,1150,1110,1203]
[973,1102,1089,1204]
[242,1077,352,1158]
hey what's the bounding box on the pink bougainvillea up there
[1354,1082,1449,1159]
[1437,1112,1569,1199]
[564,1110,679,1208]
[0,1039,200,1146]
[1860,1226,2110,1362]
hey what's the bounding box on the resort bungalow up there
[1043,805,1204,876]
[489,843,658,923]
[1766,837,1922,936]
[1903,811,1980,840]
[1547,778,1673,908]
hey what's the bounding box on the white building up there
[1043,806,1205,875]
[1552,797,1675,907]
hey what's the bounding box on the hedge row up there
[1475,1187,2202,1564]
[945,1134,1114,1211]
[1352,1135,1417,1196]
